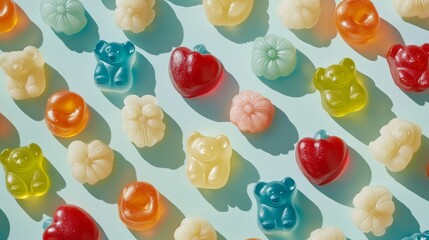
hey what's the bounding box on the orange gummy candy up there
[118,181,162,231]
[45,90,89,138]
[0,0,18,33]
[335,0,380,44]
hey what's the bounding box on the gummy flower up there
[174,217,217,240]
[229,90,275,133]
[393,0,429,18]
[67,140,114,185]
[277,0,321,29]
[114,0,155,33]
[307,226,346,240]
[251,34,297,80]
[352,186,395,236]
[40,0,88,35]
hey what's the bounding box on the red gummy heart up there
[296,130,349,186]
[43,204,99,240]
[169,45,223,98]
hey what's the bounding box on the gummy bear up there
[313,58,367,117]
[0,0,18,33]
[0,143,50,199]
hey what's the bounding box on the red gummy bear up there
[387,44,429,92]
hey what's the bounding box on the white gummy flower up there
[114,0,155,33]
[174,217,217,240]
[393,0,429,18]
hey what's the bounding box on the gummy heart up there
[169,44,223,98]
[43,204,99,240]
[295,130,348,185]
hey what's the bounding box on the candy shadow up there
[84,151,137,204]
[314,147,371,207]
[167,0,200,7]
[0,114,20,150]
[405,91,429,106]
[265,191,323,240]
[14,64,69,121]
[388,135,429,201]
[16,159,66,221]
[198,150,260,212]
[125,0,183,55]
[130,194,185,240]
[403,17,429,31]
[96,222,109,240]
[101,0,116,10]
[137,112,185,169]
[55,105,111,146]
[347,19,404,61]
[184,71,239,122]
[365,197,419,240]
[102,52,156,109]
[334,72,396,145]
[290,0,337,48]
[0,5,43,51]
[244,106,298,156]
[259,50,316,97]
[215,0,269,43]
[54,12,100,53]
[0,209,9,240]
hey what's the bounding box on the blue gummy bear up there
[254,177,298,235]
[402,231,429,240]
[94,40,136,93]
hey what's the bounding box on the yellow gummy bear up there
[203,0,254,26]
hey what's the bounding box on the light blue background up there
[0,0,428,239]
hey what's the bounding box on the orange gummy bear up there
[0,0,18,33]
[118,181,162,231]
[45,90,89,138]
[335,0,380,44]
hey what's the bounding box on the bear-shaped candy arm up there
[253,177,298,235]
[369,118,421,172]
[402,230,429,240]
[186,132,232,189]
[0,143,50,199]
[94,40,136,93]
[313,58,367,117]
[0,46,46,100]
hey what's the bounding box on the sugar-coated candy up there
[43,204,99,240]
[169,44,223,98]
[369,118,421,172]
[277,0,321,29]
[67,140,114,185]
[402,230,429,240]
[0,46,46,100]
[118,181,161,231]
[114,0,155,33]
[307,226,346,240]
[230,90,275,133]
[251,34,297,80]
[40,0,87,35]
[393,0,429,18]
[186,132,232,189]
[0,0,18,33]
[174,217,217,240]
[0,143,50,199]
[335,0,380,44]
[45,90,90,138]
[313,58,367,117]
[94,40,136,93]
[202,0,254,26]
[254,177,298,235]
[296,130,349,186]
[122,95,165,148]
[386,43,429,92]
[352,186,395,236]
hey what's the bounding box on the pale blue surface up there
[0,1,428,239]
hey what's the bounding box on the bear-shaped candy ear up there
[215,135,230,149]
[23,46,40,61]
[387,44,404,59]
[281,177,296,192]
[340,58,355,72]
[313,68,325,89]
[123,41,135,55]
[254,181,266,198]
[380,118,399,137]
[94,40,108,55]
[27,143,42,160]
[188,132,202,146]
[0,149,12,166]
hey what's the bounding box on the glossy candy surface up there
[94,40,136,93]
[307,226,346,240]
[0,143,50,199]
[387,44,429,92]
[251,34,297,80]
[169,44,223,98]
[43,204,99,240]
[0,0,18,33]
[296,130,349,186]
[402,230,429,240]
[174,217,217,240]
[114,0,155,33]
[369,118,421,172]
[277,0,321,29]
[186,132,232,189]
[254,177,298,235]
[118,181,161,231]
[335,0,380,44]
[45,90,89,138]
[229,90,275,133]
[40,0,87,35]
[313,58,367,117]
[393,0,429,18]
[0,46,46,100]
[202,0,254,26]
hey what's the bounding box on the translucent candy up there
[393,0,429,18]
[40,0,87,35]
[114,0,155,33]
[174,217,217,240]
[307,226,346,240]
[0,0,18,33]
[202,0,254,26]
[277,0,321,29]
